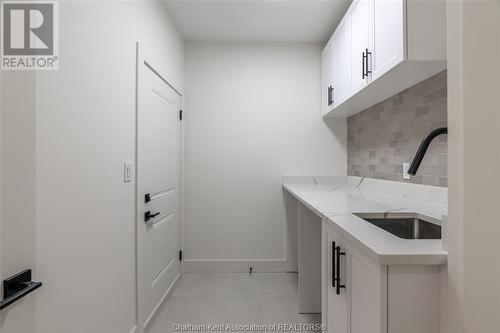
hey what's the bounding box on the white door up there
[332,16,352,107]
[322,37,334,115]
[371,0,405,81]
[350,0,372,94]
[326,226,348,333]
[0,70,38,332]
[136,48,182,332]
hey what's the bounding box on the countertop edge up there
[283,183,448,266]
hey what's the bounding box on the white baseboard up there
[143,272,181,329]
[183,259,298,273]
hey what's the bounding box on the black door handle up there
[144,211,160,222]
[328,85,333,106]
[0,269,42,311]
[335,245,346,295]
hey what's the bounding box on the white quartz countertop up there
[283,176,448,265]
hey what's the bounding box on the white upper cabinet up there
[322,0,446,118]
[371,0,405,80]
[332,16,351,108]
[321,38,334,115]
[350,0,372,94]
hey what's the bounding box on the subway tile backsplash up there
[347,71,447,187]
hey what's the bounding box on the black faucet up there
[407,127,448,176]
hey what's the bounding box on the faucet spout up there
[408,127,448,176]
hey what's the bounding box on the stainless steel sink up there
[353,213,441,239]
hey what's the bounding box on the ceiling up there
[165,0,351,42]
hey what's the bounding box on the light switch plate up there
[403,163,411,180]
[124,163,132,182]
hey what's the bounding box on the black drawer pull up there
[335,246,346,295]
[332,241,336,287]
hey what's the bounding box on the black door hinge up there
[179,110,183,121]
[179,250,182,261]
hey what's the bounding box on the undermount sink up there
[353,213,442,240]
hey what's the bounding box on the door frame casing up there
[134,42,185,333]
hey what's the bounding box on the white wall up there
[33,2,184,333]
[184,42,347,272]
[447,1,500,333]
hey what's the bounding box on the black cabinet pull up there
[365,48,372,77]
[335,245,346,295]
[362,51,366,79]
[363,48,372,79]
[332,241,336,287]
[144,211,160,222]
[328,85,334,106]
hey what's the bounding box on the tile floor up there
[146,273,321,333]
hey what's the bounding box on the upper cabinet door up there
[350,0,372,95]
[321,38,334,115]
[332,16,351,107]
[371,0,405,81]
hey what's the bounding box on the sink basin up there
[353,213,441,239]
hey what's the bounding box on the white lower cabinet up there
[322,218,440,333]
[323,220,385,333]
[346,237,387,333]
[324,223,348,333]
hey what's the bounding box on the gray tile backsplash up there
[347,71,447,187]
